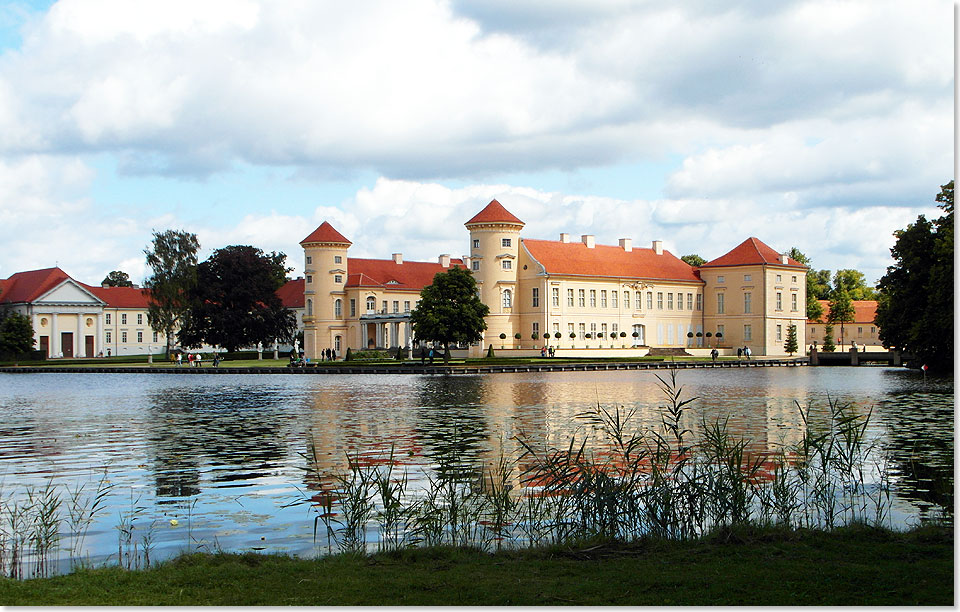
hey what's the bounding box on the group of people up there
[736,346,753,360]
[174,352,221,367]
[318,348,337,361]
[539,346,557,358]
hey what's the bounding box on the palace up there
[301,199,809,359]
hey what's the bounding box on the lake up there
[0,366,952,574]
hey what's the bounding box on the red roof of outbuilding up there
[809,300,878,324]
[522,239,701,282]
[83,285,150,308]
[464,199,524,226]
[701,237,805,268]
[300,222,352,246]
[346,258,465,291]
[276,278,305,309]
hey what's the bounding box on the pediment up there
[36,280,105,306]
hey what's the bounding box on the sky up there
[0,0,953,288]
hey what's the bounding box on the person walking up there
[736,347,742,360]
[196,353,202,367]
[710,347,718,362]
[188,353,194,367]
[744,346,751,360]
[176,352,182,367]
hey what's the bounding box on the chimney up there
[619,238,632,252]
[439,254,451,268]
[392,253,403,264]
[581,235,595,249]
[560,233,571,243]
[652,240,663,255]
[780,253,789,264]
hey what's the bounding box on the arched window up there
[307,299,313,316]
[366,297,376,313]
[502,289,512,309]
[334,299,342,318]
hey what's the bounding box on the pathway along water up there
[0,366,951,576]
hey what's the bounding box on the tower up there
[300,221,351,360]
[464,199,524,348]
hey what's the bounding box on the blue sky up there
[0,0,952,287]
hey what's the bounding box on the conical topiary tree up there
[822,324,836,352]
[784,324,798,356]
[486,344,495,358]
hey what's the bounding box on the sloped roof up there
[809,300,878,324]
[464,199,524,226]
[276,278,305,309]
[701,237,805,268]
[522,239,701,282]
[346,258,465,291]
[300,221,352,246]
[84,285,150,308]
[0,267,73,304]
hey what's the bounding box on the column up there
[96,312,103,357]
[77,313,85,357]
[51,313,59,357]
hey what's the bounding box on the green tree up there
[875,181,954,372]
[144,230,200,357]
[789,247,827,321]
[409,267,489,364]
[827,286,855,349]
[0,312,35,357]
[101,270,134,287]
[177,245,297,353]
[681,254,706,267]
[784,324,798,356]
[833,269,878,301]
[822,323,836,352]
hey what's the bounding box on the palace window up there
[623,291,630,309]
[611,290,618,308]
[568,322,575,337]
[601,323,607,338]
[306,275,312,284]
[106,331,111,343]
[472,260,480,271]
[667,293,673,310]
[502,289,512,309]
[600,290,607,308]
[501,238,512,248]
[776,274,782,283]
[137,314,143,325]
[121,314,127,324]
[553,322,560,334]
[393,301,399,313]
[306,256,312,265]
[121,331,127,343]
[532,322,539,336]
[744,292,752,314]
[744,274,752,282]
[350,299,356,317]
[589,290,596,308]
[744,324,752,341]
[532,288,539,308]
[567,288,574,307]
[552,287,560,307]
[677,293,683,311]
[687,293,693,310]
[473,239,480,249]
[612,323,618,336]
[579,323,586,339]
[657,292,663,309]
[334,256,342,264]
[636,292,642,309]
[366,297,376,313]
[404,301,411,312]
[776,292,782,311]
[382,300,388,313]
[717,293,725,314]
[717,275,725,283]
[335,275,342,283]
[307,299,313,316]
[791,293,798,311]
[696,293,702,311]
[502,260,512,270]
[776,325,782,341]
[105,313,111,324]
[137,331,143,343]
[716,324,724,340]
[578,289,585,307]
[153,331,158,342]
[646,292,653,310]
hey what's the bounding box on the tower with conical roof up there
[300,221,351,360]
[465,199,524,349]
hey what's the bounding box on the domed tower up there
[465,199,524,348]
[300,221,351,360]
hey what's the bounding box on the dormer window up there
[386,280,399,285]
[501,238,511,248]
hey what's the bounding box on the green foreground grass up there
[0,525,951,606]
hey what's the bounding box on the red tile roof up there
[522,239,701,282]
[702,237,805,269]
[809,300,877,324]
[276,278,305,309]
[464,199,524,226]
[0,267,73,304]
[346,258,465,291]
[300,222,352,246]
[83,285,150,308]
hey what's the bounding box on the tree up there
[789,247,828,321]
[784,324,798,356]
[827,286,855,349]
[409,267,490,364]
[101,270,134,287]
[0,312,35,357]
[833,269,877,301]
[144,230,200,357]
[822,324,836,352]
[875,181,954,372]
[177,245,297,353]
[681,254,706,267]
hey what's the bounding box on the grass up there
[0,525,950,605]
